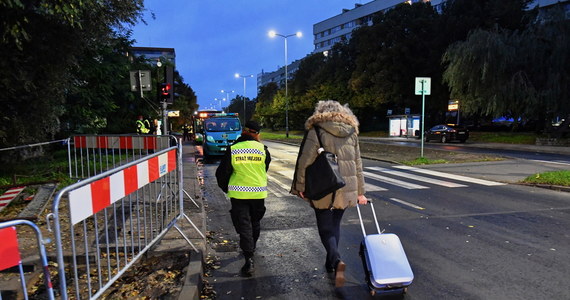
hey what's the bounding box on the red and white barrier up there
[69,149,177,225]
[0,186,25,212]
[73,135,160,150]
[0,220,55,300]
[0,226,21,271]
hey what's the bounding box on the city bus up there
[193,111,242,157]
[192,110,221,144]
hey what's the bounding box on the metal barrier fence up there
[49,142,201,299]
[0,219,55,300]
[67,134,175,180]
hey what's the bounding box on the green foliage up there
[170,73,199,131]
[403,157,448,165]
[260,131,304,141]
[224,95,255,124]
[442,13,570,131]
[0,0,145,147]
[523,170,570,186]
[469,132,538,144]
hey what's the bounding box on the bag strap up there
[314,126,324,148]
[315,126,337,209]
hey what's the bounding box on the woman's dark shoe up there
[240,257,254,277]
[325,264,334,273]
[335,261,346,287]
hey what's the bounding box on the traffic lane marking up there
[366,167,467,188]
[393,166,506,186]
[363,171,429,189]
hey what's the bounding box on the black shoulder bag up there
[304,126,346,200]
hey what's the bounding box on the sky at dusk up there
[131,1,364,110]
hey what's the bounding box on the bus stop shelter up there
[388,114,421,137]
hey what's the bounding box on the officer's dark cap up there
[244,120,261,133]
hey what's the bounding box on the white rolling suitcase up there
[357,201,414,296]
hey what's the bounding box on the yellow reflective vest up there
[137,120,150,134]
[227,140,268,199]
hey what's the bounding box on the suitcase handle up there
[356,200,382,237]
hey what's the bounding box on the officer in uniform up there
[136,115,150,134]
[215,120,271,277]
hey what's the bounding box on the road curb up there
[517,182,570,193]
[178,251,204,300]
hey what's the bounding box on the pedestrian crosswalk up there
[267,165,505,197]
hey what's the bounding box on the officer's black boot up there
[240,257,254,277]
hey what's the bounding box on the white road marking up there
[393,166,505,186]
[268,175,292,193]
[366,167,467,188]
[529,159,570,166]
[278,170,295,179]
[363,171,429,189]
[365,183,388,192]
[388,197,425,210]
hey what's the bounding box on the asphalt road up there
[200,141,570,300]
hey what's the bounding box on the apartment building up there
[257,59,302,91]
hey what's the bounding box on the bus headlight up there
[206,135,215,143]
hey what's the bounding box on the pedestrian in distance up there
[215,120,271,277]
[290,100,368,288]
[147,116,157,135]
[182,124,190,141]
[136,115,149,134]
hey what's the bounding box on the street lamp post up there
[269,30,302,138]
[214,98,226,111]
[234,73,253,123]
[220,89,235,111]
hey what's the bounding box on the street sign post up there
[415,77,431,157]
[130,70,152,98]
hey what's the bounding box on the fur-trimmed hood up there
[305,111,359,137]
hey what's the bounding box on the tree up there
[254,83,279,129]
[225,96,255,124]
[443,10,570,131]
[170,74,199,131]
[0,0,144,147]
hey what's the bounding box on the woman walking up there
[290,100,368,287]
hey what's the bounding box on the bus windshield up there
[204,118,241,132]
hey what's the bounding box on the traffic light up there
[160,83,171,102]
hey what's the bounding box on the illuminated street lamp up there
[215,98,227,111]
[268,30,302,138]
[234,73,253,122]
[220,89,235,110]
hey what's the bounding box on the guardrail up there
[67,134,176,180]
[0,219,55,300]
[49,141,202,299]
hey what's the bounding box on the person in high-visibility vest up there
[136,115,149,134]
[215,120,271,277]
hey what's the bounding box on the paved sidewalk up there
[147,141,207,300]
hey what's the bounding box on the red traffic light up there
[161,83,171,96]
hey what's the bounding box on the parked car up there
[425,124,469,143]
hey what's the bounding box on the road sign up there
[167,110,180,117]
[415,77,431,95]
[448,100,459,111]
[130,70,152,92]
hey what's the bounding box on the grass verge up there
[522,170,570,187]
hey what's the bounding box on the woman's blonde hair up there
[313,100,356,117]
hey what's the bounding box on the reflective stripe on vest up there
[227,140,267,199]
